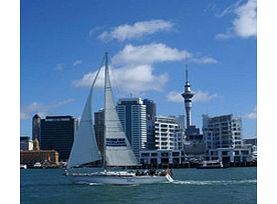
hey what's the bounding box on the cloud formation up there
[98,20,173,42]
[190,56,218,64]
[167,90,217,103]
[244,106,257,119]
[20,99,74,120]
[216,0,257,39]
[73,65,168,93]
[73,60,82,67]
[112,43,190,65]
[73,43,189,93]
[73,43,218,94]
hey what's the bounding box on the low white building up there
[207,147,252,163]
[140,150,183,165]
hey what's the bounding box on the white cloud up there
[191,56,218,64]
[245,106,257,119]
[73,43,190,94]
[57,99,75,106]
[98,19,173,42]
[215,0,243,17]
[232,0,257,38]
[112,43,190,66]
[215,32,232,40]
[20,99,74,120]
[73,60,82,67]
[193,90,217,102]
[73,65,169,93]
[20,102,48,120]
[216,0,257,39]
[167,91,183,103]
[73,43,217,94]
[167,90,217,103]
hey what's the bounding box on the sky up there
[20,0,257,138]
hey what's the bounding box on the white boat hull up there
[68,172,173,185]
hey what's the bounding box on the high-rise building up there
[143,99,156,121]
[143,99,156,150]
[116,98,147,158]
[94,109,105,157]
[40,115,76,161]
[154,116,180,150]
[32,114,41,141]
[202,114,242,150]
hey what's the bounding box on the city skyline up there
[20,0,257,138]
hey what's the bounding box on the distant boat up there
[33,162,42,168]
[197,160,227,169]
[20,164,27,169]
[65,53,173,185]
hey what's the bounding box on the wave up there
[172,179,257,185]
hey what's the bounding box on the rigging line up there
[107,53,121,102]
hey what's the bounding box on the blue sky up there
[20,0,257,138]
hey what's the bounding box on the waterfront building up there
[243,138,257,160]
[116,98,147,157]
[94,109,105,157]
[174,128,185,150]
[20,150,59,166]
[32,114,41,141]
[143,99,156,150]
[206,147,252,163]
[243,138,257,146]
[40,115,76,161]
[202,114,253,163]
[20,136,33,151]
[183,125,205,155]
[139,149,183,165]
[202,114,242,149]
[154,116,180,150]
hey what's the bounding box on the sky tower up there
[181,64,194,129]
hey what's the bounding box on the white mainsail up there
[67,67,102,169]
[104,54,138,166]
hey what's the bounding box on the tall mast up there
[103,52,108,171]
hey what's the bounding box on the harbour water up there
[20,167,256,204]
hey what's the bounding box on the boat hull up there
[68,172,173,185]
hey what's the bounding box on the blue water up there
[20,167,256,204]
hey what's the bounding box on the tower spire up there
[185,63,189,83]
[181,63,194,129]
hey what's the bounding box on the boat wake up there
[88,183,104,186]
[75,181,104,186]
[172,179,257,185]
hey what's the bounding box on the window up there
[172,152,179,156]
[141,153,149,157]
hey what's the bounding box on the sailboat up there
[65,53,174,185]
